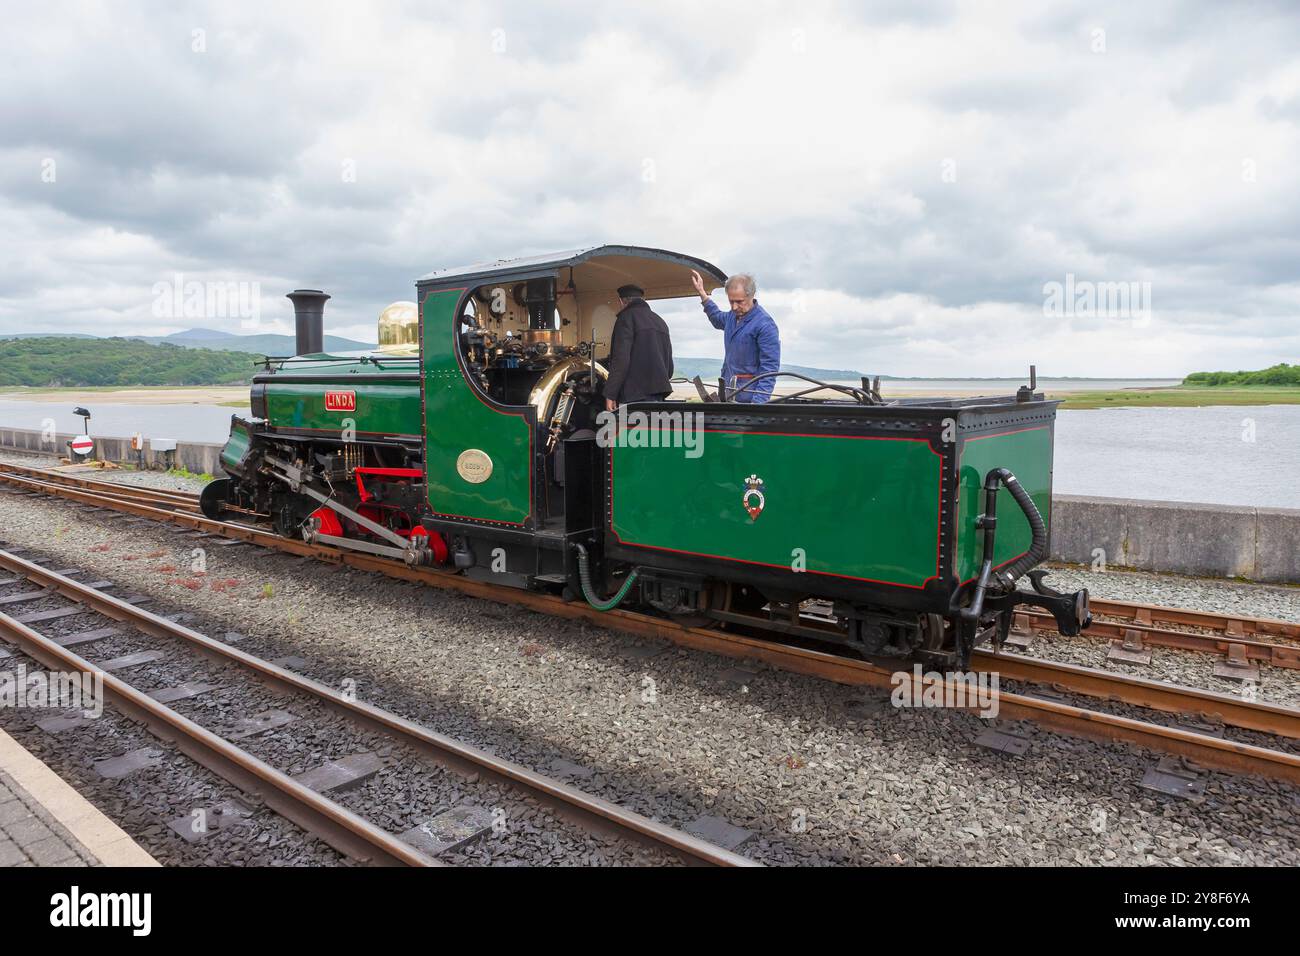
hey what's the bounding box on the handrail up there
[725,371,880,405]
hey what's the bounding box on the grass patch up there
[1056,385,1300,409]
[166,466,215,482]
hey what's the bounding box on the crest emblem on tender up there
[742,474,766,521]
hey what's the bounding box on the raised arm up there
[702,298,726,330]
[692,269,727,330]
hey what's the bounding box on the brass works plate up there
[456,449,493,484]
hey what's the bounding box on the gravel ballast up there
[0,484,1297,865]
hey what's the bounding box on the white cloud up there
[1,0,1298,376]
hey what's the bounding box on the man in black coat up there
[603,284,674,410]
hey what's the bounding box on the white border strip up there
[0,727,158,867]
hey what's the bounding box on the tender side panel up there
[955,425,1053,583]
[264,377,423,438]
[420,287,533,526]
[610,429,944,588]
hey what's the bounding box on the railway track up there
[0,542,755,867]
[0,461,202,513]
[3,460,1300,789]
[1013,604,1300,673]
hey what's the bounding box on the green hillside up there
[0,337,257,386]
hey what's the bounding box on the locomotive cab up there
[415,247,725,539]
[452,251,719,411]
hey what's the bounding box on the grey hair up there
[725,273,757,296]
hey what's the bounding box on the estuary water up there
[1054,404,1299,509]
[0,400,240,447]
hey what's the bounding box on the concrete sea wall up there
[1049,494,1299,585]
[0,426,222,477]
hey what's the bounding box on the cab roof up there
[415,244,728,300]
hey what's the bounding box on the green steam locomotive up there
[204,246,1090,666]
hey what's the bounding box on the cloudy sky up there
[3,1,1298,376]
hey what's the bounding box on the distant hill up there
[0,327,374,353]
[673,357,865,382]
[0,332,98,339]
[132,328,376,354]
[0,338,256,386]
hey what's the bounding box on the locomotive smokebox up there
[287,289,330,355]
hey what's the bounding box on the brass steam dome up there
[377,301,419,354]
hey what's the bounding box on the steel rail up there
[970,649,1300,738]
[0,546,754,867]
[4,463,1300,787]
[1016,607,1300,668]
[58,484,201,515]
[1086,596,1300,640]
[0,461,201,508]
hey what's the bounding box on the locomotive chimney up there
[287,289,330,355]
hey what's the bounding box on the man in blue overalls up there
[690,270,781,403]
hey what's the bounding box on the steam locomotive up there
[203,246,1090,666]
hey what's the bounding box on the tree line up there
[1183,363,1300,387]
[0,337,256,386]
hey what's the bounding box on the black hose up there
[990,467,1048,586]
[961,467,1048,621]
[572,543,638,611]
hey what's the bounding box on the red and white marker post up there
[69,435,94,461]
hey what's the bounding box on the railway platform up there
[0,727,156,867]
